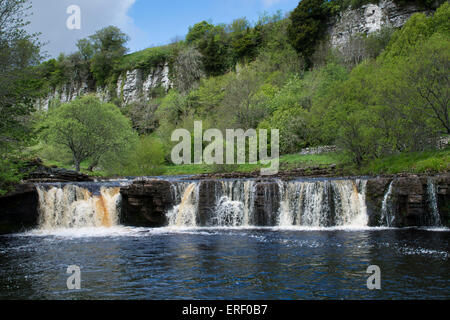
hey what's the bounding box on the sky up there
[28,0,300,58]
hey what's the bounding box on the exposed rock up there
[299,145,339,155]
[38,63,172,110]
[329,0,431,48]
[0,184,39,235]
[197,180,220,226]
[24,165,93,183]
[120,179,174,227]
[365,177,391,225]
[365,173,450,227]
[253,181,280,226]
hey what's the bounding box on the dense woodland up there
[0,0,449,194]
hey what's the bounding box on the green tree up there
[121,136,166,176]
[173,46,205,93]
[40,95,136,172]
[88,26,129,85]
[288,0,331,68]
[0,0,42,193]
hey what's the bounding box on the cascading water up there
[166,179,369,228]
[214,180,255,227]
[427,178,442,227]
[380,181,395,227]
[278,179,368,228]
[36,184,122,229]
[166,182,199,227]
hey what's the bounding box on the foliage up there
[173,46,205,93]
[88,26,130,86]
[288,0,332,68]
[39,95,136,172]
[0,0,42,193]
[105,135,165,176]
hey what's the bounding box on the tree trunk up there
[88,159,98,172]
[74,159,81,172]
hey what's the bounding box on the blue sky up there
[128,0,299,49]
[29,0,300,58]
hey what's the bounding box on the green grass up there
[162,152,343,176]
[359,149,450,175]
[118,45,173,74]
[40,149,449,178]
[42,159,108,177]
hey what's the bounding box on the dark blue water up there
[0,227,448,300]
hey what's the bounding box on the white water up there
[380,181,395,227]
[427,178,442,227]
[36,185,121,230]
[167,182,199,227]
[33,177,444,233]
[167,179,369,228]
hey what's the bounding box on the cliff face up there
[329,0,429,47]
[36,62,171,110]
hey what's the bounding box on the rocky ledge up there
[365,173,450,227]
[22,159,93,183]
[120,173,450,228]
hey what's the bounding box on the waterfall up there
[380,181,395,227]
[278,180,368,227]
[166,179,369,228]
[166,183,199,227]
[427,178,442,227]
[36,184,121,229]
[216,180,255,226]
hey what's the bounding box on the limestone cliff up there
[329,0,430,47]
[36,62,171,110]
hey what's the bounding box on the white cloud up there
[28,0,138,58]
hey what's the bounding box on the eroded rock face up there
[253,182,280,226]
[120,179,174,227]
[365,174,450,227]
[37,63,172,110]
[117,63,172,105]
[329,0,431,48]
[0,184,39,235]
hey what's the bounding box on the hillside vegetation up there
[0,0,448,193]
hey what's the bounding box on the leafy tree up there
[121,136,165,176]
[124,100,160,135]
[40,95,136,172]
[382,33,449,135]
[0,0,42,193]
[88,26,129,86]
[173,46,205,93]
[220,66,268,130]
[288,0,331,68]
[186,21,215,45]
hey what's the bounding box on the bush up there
[111,136,166,176]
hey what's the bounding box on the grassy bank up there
[358,149,450,175]
[163,153,342,176]
[39,149,449,178]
